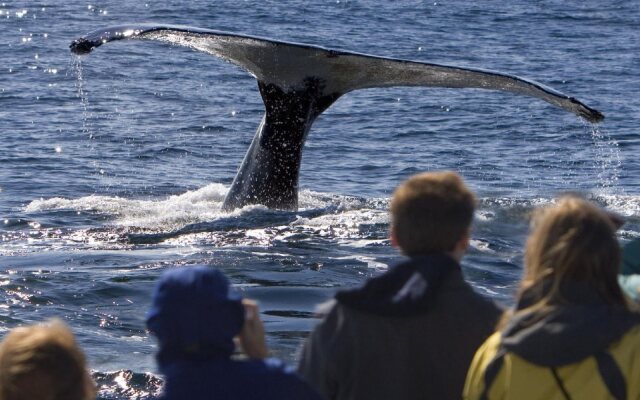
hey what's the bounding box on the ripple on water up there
[94,370,163,400]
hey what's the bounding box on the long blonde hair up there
[503,196,626,326]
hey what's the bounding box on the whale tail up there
[71,25,604,210]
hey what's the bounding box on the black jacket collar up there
[335,254,461,317]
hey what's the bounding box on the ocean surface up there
[1,0,639,398]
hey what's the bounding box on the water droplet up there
[87,5,93,10]
[55,146,62,153]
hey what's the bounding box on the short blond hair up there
[0,319,96,400]
[391,171,476,256]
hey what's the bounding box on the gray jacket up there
[298,255,501,400]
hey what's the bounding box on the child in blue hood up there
[147,266,321,400]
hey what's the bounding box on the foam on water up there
[25,183,229,230]
[93,370,162,400]
[18,186,638,258]
[593,193,640,218]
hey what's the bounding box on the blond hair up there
[391,171,475,256]
[506,196,626,324]
[0,319,96,400]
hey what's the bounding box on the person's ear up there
[390,226,399,248]
[450,228,471,261]
[456,229,471,253]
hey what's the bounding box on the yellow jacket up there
[464,321,640,400]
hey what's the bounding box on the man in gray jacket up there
[298,171,502,400]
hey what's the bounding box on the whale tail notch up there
[70,24,604,211]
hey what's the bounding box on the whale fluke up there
[71,24,605,210]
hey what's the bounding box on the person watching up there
[464,196,640,400]
[299,171,502,400]
[0,319,96,400]
[146,265,321,400]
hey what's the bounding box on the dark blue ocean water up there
[1,1,639,398]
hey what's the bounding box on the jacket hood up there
[501,281,640,366]
[335,254,460,317]
[146,266,244,366]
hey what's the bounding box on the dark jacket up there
[298,255,502,400]
[147,266,321,400]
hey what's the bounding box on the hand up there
[238,299,269,359]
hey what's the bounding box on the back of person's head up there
[0,319,95,400]
[146,266,245,367]
[391,171,476,256]
[520,195,625,309]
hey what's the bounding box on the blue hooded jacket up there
[147,266,321,400]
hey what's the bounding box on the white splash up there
[595,193,640,218]
[590,125,622,191]
[25,183,229,230]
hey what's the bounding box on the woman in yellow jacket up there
[464,196,640,400]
